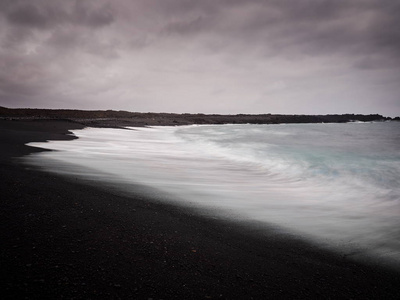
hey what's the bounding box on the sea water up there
[25,122,400,267]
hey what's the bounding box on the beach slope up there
[1,119,399,299]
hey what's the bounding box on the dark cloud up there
[155,0,400,64]
[163,16,205,36]
[7,3,50,28]
[4,0,114,29]
[71,1,114,28]
[0,0,399,116]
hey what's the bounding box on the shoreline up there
[1,119,400,299]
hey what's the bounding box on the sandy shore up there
[1,119,399,299]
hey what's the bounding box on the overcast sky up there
[1,0,399,116]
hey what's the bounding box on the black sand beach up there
[1,119,400,299]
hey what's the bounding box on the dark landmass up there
[1,118,400,299]
[0,106,395,128]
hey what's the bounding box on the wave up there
[25,122,400,268]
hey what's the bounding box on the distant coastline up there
[1,106,398,128]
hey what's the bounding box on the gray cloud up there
[0,0,399,116]
[155,0,400,67]
[4,0,114,31]
[7,3,50,29]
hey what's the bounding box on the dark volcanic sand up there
[1,119,399,299]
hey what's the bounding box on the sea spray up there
[25,122,400,267]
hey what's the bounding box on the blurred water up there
[25,122,400,266]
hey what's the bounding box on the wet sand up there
[1,119,399,299]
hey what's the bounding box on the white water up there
[25,122,400,266]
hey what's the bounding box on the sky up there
[0,0,399,116]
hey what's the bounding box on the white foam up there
[25,123,400,267]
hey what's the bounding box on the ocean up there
[25,122,400,267]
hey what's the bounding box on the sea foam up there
[25,122,400,268]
